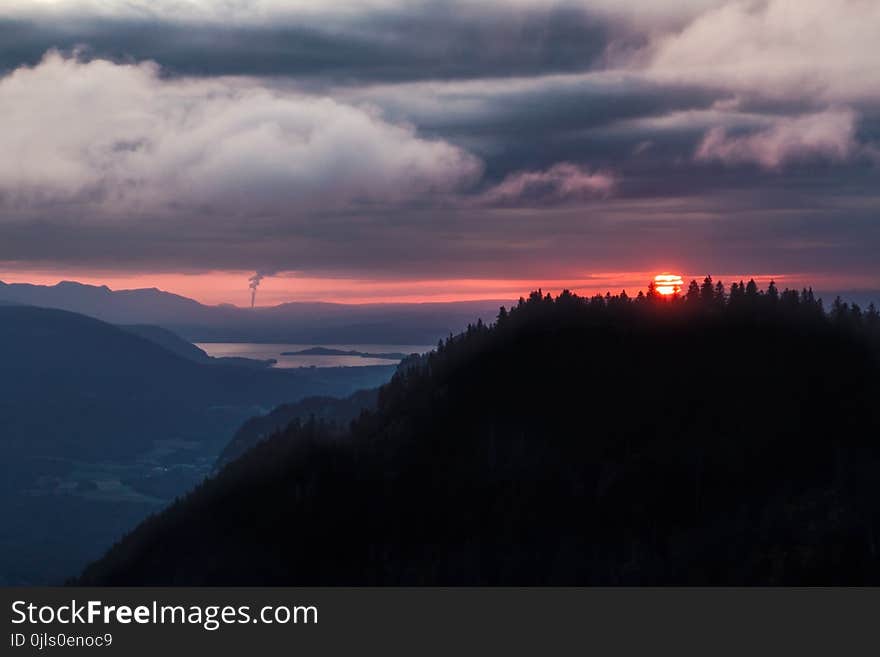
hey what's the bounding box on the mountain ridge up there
[0,280,508,344]
[78,286,880,585]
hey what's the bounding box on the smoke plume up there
[248,270,274,308]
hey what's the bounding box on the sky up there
[0,0,877,305]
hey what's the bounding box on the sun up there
[654,273,683,296]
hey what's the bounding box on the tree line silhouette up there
[79,278,880,585]
[495,276,876,333]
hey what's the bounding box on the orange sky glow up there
[0,268,871,307]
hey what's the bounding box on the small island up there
[280,347,410,360]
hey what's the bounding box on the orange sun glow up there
[654,273,683,296]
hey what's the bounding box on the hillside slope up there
[0,305,396,585]
[0,306,394,462]
[119,324,274,368]
[118,324,215,363]
[79,288,880,585]
[216,388,379,468]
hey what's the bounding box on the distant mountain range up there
[0,280,507,344]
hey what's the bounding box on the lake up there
[196,343,433,368]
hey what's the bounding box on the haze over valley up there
[0,303,400,584]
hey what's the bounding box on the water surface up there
[197,343,431,368]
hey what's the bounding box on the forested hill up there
[79,279,880,585]
[215,388,379,468]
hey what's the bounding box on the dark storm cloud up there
[340,74,723,181]
[2,181,877,285]
[0,4,615,82]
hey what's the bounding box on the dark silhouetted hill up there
[120,325,274,368]
[78,281,880,585]
[0,306,394,462]
[216,388,379,468]
[118,324,215,363]
[0,305,396,585]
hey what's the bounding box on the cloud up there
[0,51,482,213]
[694,109,868,169]
[0,2,613,81]
[643,0,880,104]
[339,71,717,136]
[1,0,743,34]
[4,2,876,108]
[2,1,407,22]
[482,163,615,205]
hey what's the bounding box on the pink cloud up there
[694,109,864,169]
[482,163,616,205]
[644,0,880,104]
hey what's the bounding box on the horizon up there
[1,271,877,309]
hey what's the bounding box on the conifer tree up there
[700,276,715,305]
[745,279,759,300]
[714,280,726,307]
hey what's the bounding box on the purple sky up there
[0,1,877,304]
